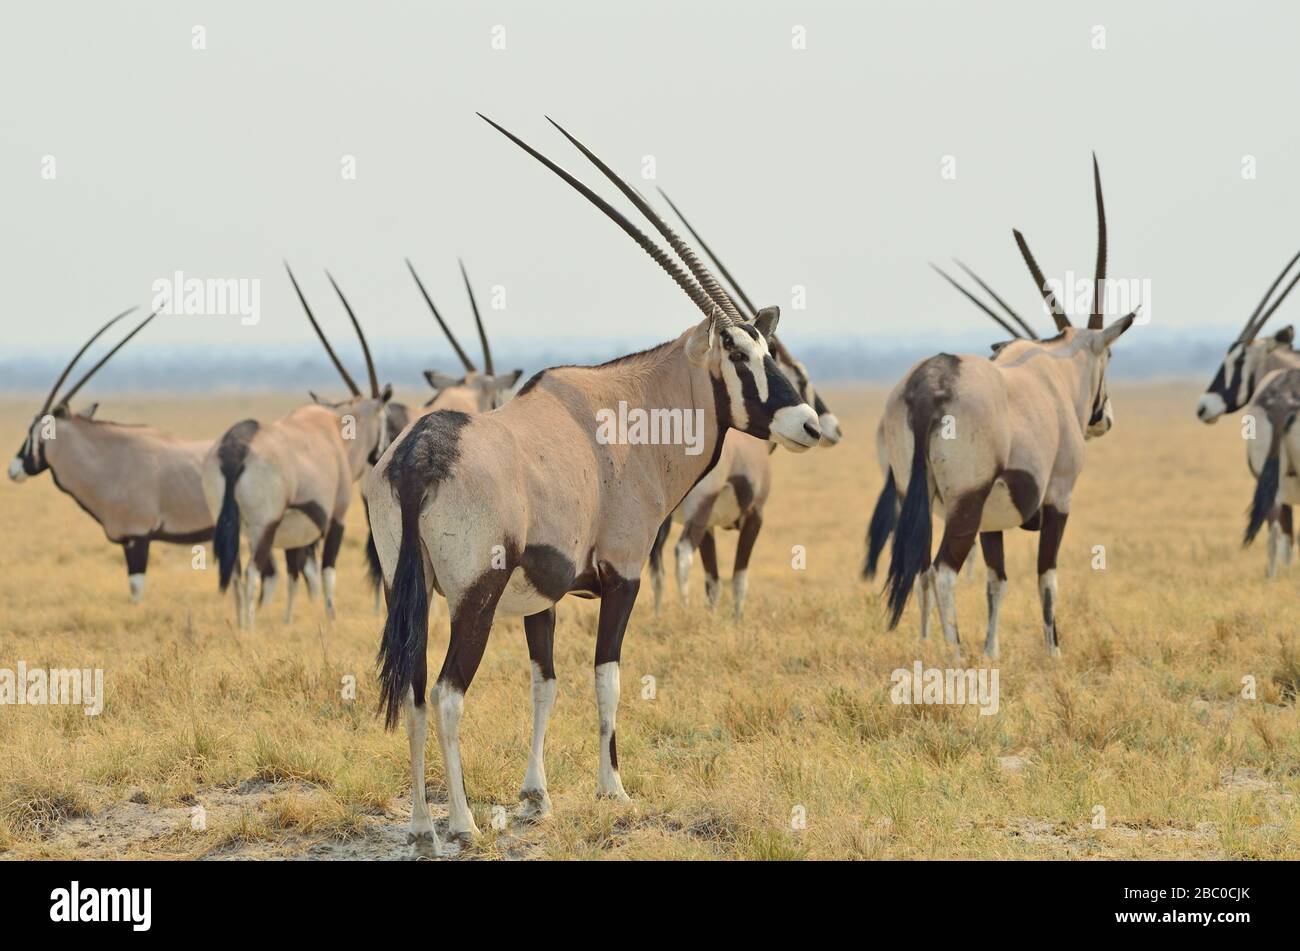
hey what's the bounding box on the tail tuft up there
[883,428,933,629]
[863,471,898,581]
[376,492,428,730]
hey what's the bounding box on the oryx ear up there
[380,382,393,403]
[1099,311,1138,349]
[1272,325,1295,348]
[990,340,1013,355]
[78,402,99,419]
[501,369,524,389]
[424,370,460,391]
[309,390,324,405]
[753,306,780,341]
[685,314,716,367]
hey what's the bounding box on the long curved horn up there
[459,259,494,375]
[930,264,1023,339]
[324,270,380,398]
[1089,153,1107,330]
[478,114,720,323]
[1013,229,1071,331]
[1241,250,1300,343]
[406,259,476,373]
[545,118,742,326]
[1253,268,1300,333]
[285,263,360,396]
[953,260,1038,340]
[41,306,138,415]
[55,309,159,410]
[656,188,757,319]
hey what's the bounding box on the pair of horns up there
[1237,250,1300,344]
[285,263,380,398]
[1014,153,1110,332]
[479,114,745,329]
[931,260,1040,341]
[41,306,158,415]
[405,258,495,375]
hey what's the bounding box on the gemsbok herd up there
[9,122,1296,856]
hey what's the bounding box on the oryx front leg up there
[648,518,670,614]
[732,512,763,620]
[1267,517,1281,579]
[1037,506,1069,658]
[979,531,1007,661]
[699,530,721,611]
[123,536,150,604]
[519,607,557,821]
[594,567,639,802]
[917,566,936,640]
[321,519,344,620]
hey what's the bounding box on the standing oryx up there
[5,307,254,603]
[203,265,392,628]
[367,115,820,856]
[863,259,1042,581]
[879,154,1138,659]
[1194,250,1300,575]
[646,189,843,618]
[407,259,522,413]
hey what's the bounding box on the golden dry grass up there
[0,384,1297,859]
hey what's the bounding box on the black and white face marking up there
[715,322,820,451]
[772,349,841,447]
[1086,351,1114,439]
[1197,342,1255,423]
[9,415,56,482]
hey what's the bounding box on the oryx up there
[1194,250,1300,574]
[367,116,820,856]
[408,258,523,414]
[863,258,1042,581]
[645,189,843,618]
[879,154,1138,659]
[203,265,392,628]
[362,259,525,610]
[4,307,264,602]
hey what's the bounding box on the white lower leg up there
[1038,569,1060,658]
[984,570,1007,660]
[933,563,963,654]
[128,573,145,604]
[594,661,629,801]
[243,567,261,629]
[284,575,298,623]
[1285,535,1295,567]
[917,567,935,640]
[519,662,556,817]
[432,684,479,838]
[302,557,322,600]
[404,690,438,854]
[674,539,693,604]
[731,569,749,619]
[323,566,337,619]
[1267,522,1280,579]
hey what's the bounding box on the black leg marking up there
[524,606,557,681]
[1037,506,1069,651]
[935,488,988,573]
[649,517,671,574]
[698,531,720,583]
[733,512,764,573]
[123,537,150,575]
[595,568,639,667]
[1282,504,1294,541]
[979,531,1006,581]
[438,568,511,694]
[321,518,345,570]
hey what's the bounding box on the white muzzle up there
[770,404,821,452]
[8,457,27,482]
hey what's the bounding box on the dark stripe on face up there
[1206,348,1249,411]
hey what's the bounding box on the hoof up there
[984,647,999,662]
[595,788,632,804]
[406,830,441,859]
[516,788,553,822]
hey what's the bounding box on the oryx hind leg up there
[433,570,510,844]
[1037,506,1069,658]
[301,544,322,601]
[648,517,671,614]
[699,530,721,611]
[243,519,279,630]
[932,489,989,658]
[674,496,717,606]
[405,679,436,857]
[1281,505,1295,568]
[320,519,345,620]
[732,511,764,619]
[519,606,557,821]
[917,567,936,639]
[283,546,312,623]
[1267,516,1281,579]
[979,531,1008,660]
[594,564,639,802]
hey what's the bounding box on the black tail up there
[884,423,934,629]
[376,490,429,730]
[863,471,898,580]
[213,421,258,593]
[1245,413,1293,546]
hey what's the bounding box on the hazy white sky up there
[3,0,1300,362]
